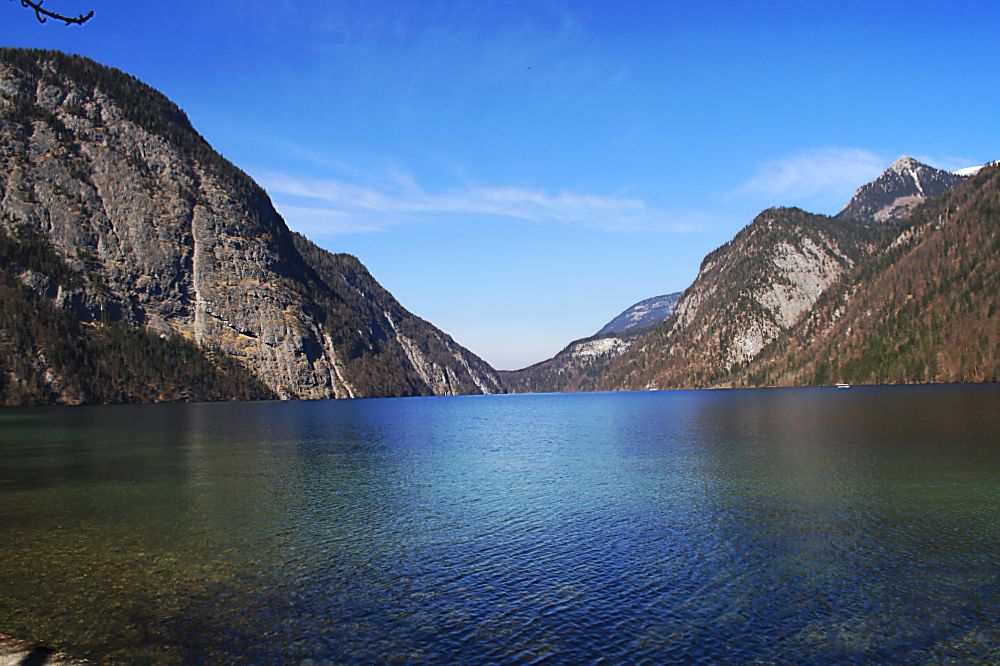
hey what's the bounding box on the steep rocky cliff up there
[0,223,276,404]
[0,48,503,404]
[292,234,503,397]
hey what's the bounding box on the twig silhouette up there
[16,0,94,26]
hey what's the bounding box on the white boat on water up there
[835,383,851,389]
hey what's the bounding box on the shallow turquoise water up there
[1,386,998,663]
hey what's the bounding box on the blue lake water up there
[1,386,998,663]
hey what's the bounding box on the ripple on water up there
[0,387,998,663]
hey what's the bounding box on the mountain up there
[727,165,1000,387]
[597,158,992,391]
[499,332,634,394]
[953,165,986,177]
[500,292,681,393]
[0,223,276,404]
[596,292,682,335]
[0,48,503,405]
[598,206,878,389]
[503,158,974,395]
[291,234,504,397]
[839,156,966,224]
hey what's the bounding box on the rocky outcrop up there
[0,48,503,403]
[0,634,91,666]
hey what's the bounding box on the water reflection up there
[0,386,998,663]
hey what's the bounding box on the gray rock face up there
[292,234,504,397]
[839,156,966,224]
[666,209,863,374]
[0,49,503,400]
[596,292,681,335]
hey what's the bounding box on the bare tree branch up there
[14,0,94,26]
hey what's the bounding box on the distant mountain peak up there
[840,155,966,224]
[597,292,682,336]
[889,155,921,172]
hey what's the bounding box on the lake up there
[1,386,998,663]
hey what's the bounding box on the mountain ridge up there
[498,330,636,394]
[727,164,1000,387]
[505,156,990,394]
[598,205,876,390]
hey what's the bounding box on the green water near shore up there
[1,386,998,663]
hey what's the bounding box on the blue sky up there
[2,1,997,369]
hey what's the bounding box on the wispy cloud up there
[310,2,614,89]
[728,147,887,204]
[262,170,694,235]
[728,147,980,212]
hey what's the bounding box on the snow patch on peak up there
[954,165,984,177]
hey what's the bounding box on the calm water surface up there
[1,386,998,663]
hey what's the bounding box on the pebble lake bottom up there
[0,385,997,663]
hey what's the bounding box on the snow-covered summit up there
[954,165,985,177]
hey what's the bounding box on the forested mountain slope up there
[730,164,1000,387]
[598,160,992,391]
[506,157,983,394]
[499,331,636,394]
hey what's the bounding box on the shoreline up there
[1,378,998,409]
[0,634,90,666]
